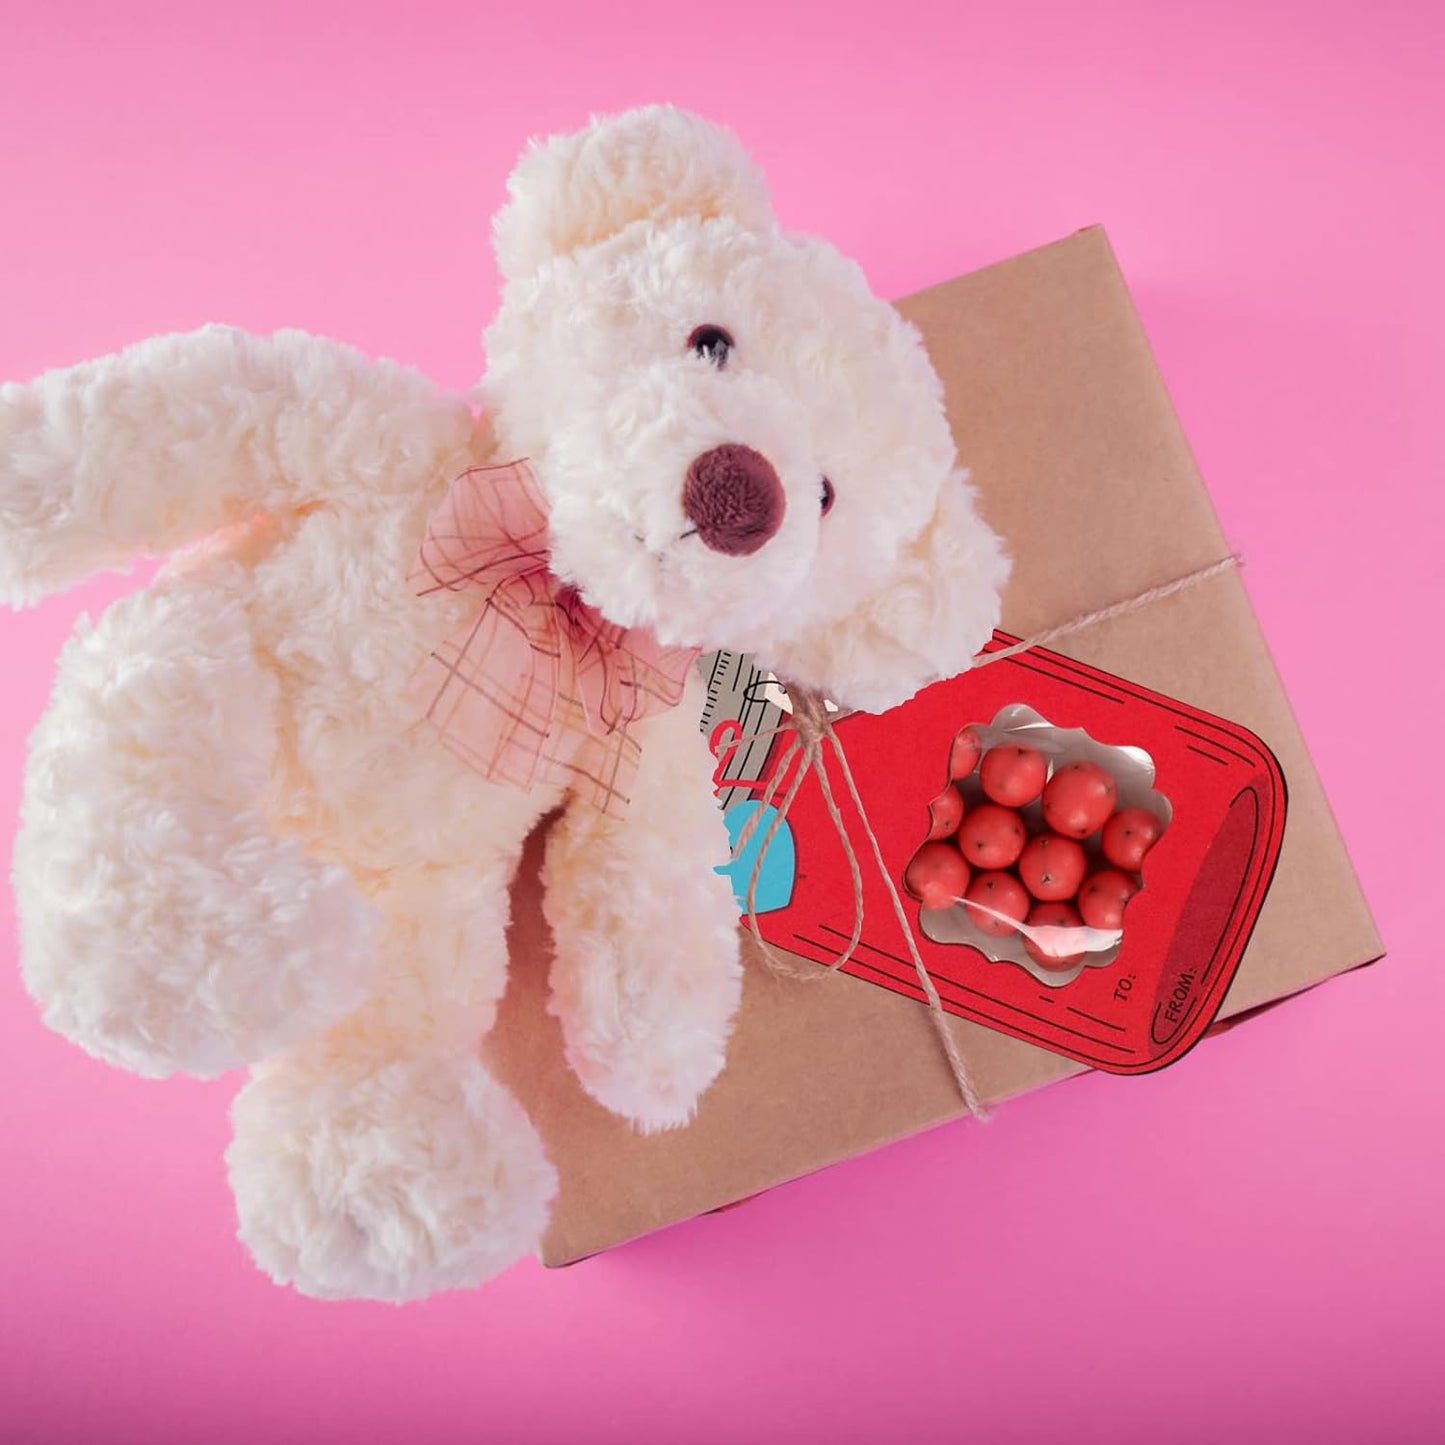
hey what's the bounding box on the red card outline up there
[740,633,1287,1074]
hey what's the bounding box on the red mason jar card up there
[704,634,1287,1075]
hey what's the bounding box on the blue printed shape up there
[716,801,796,914]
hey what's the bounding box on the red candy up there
[1101,807,1164,871]
[926,785,966,841]
[948,725,984,781]
[903,842,972,910]
[1023,901,1088,970]
[1041,760,1119,840]
[956,803,1027,871]
[909,721,1160,975]
[963,871,1030,937]
[1017,832,1088,902]
[1077,869,1140,930]
[979,744,1048,808]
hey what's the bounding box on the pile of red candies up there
[903,727,1165,972]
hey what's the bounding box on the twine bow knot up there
[732,683,985,1112]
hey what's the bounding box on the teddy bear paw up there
[559,992,738,1136]
[227,1050,558,1303]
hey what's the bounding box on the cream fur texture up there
[0,105,1007,1302]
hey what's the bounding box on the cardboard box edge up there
[539,942,1387,1270]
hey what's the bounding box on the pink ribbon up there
[408,461,699,817]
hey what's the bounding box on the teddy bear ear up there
[492,105,776,282]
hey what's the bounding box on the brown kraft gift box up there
[486,225,1383,1267]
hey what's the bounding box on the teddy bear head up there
[480,106,1008,713]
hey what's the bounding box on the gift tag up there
[698,651,787,811]
[700,652,795,913]
[702,635,1287,1075]
[716,801,796,914]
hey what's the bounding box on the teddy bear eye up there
[687,325,733,368]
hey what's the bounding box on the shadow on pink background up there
[2,3,1440,1441]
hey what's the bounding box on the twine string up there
[826,728,984,1114]
[727,553,1243,1112]
[968,556,1243,670]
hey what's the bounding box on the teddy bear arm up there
[542,676,744,1133]
[0,324,473,607]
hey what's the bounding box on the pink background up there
[2,3,1440,1441]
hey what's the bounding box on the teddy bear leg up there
[227,866,558,1303]
[542,690,744,1134]
[14,565,381,1079]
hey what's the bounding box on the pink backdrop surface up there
[1,3,1440,1441]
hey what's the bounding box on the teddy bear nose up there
[683,444,786,556]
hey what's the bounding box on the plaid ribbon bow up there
[409,461,699,817]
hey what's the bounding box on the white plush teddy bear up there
[0,106,1007,1301]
